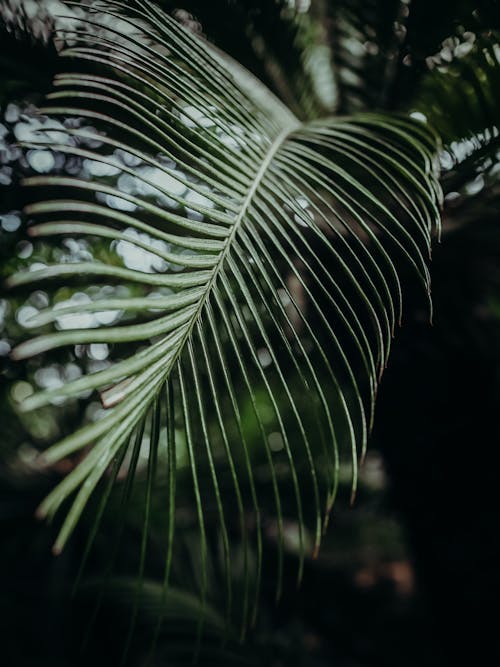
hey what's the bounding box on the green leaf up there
[6,0,441,622]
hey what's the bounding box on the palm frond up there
[413,30,500,227]
[4,0,441,620]
[418,33,500,147]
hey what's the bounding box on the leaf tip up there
[9,344,29,361]
[36,452,49,468]
[26,225,40,238]
[52,544,62,557]
[35,505,46,521]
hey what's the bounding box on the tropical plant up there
[1,0,499,664]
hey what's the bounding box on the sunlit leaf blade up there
[5,0,441,622]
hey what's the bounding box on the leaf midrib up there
[165,122,300,378]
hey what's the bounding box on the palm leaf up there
[4,0,441,621]
[413,30,500,216]
[417,32,500,146]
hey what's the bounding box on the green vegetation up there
[1,1,499,665]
